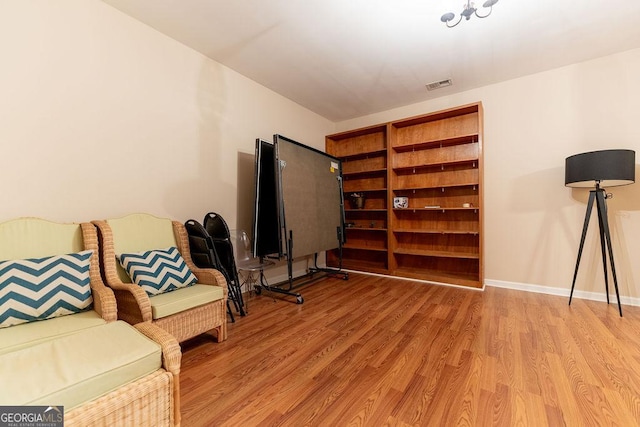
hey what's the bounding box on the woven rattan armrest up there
[190,267,228,294]
[134,321,182,426]
[89,285,118,322]
[92,220,154,323]
[81,223,117,322]
[134,322,181,375]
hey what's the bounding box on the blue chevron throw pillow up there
[117,247,197,296]
[0,250,93,328]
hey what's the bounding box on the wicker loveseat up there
[0,218,181,426]
[93,213,227,343]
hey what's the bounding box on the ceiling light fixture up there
[441,0,499,28]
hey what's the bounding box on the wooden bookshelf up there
[326,124,389,273]
[326,103,483,288]
[390,103,483,288]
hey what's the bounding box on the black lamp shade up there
[565,149,636,188]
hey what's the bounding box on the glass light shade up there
[441,12,455,22]
[565,149,636,188]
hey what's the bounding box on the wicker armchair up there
[0,218,181,426]
[93,213,227,344]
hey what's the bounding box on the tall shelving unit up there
[389,104,483,288]
[325,124,388,274]
[326,103,483,289]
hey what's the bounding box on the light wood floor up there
[180,273,640,426]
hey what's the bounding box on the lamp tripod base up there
[569,186,623,317]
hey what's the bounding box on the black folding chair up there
[184,219,245,321]
[203,212,247,316]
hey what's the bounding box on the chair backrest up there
[0,218,84,260]
[203,212,238,283]
[230,230,252,263]
[106,213,176,254]
[203,212,230,240]
[200,213,246,314]
[184,219,221,270]
[0,218,115,323]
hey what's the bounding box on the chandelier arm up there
[475,7,493,19]
[447,15,463,28]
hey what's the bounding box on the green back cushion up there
[0,219,92,329]
[106,214,177,283]
[0,218,83,260]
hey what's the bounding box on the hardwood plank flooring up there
[180,273,640,426]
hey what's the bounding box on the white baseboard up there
[484,279,640,307]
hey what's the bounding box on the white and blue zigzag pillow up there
[0,250,93,329]
[117,247,197,296]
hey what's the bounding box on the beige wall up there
[0,0,333,234]
[336,48,640,299]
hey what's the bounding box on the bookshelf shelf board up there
[392,158,478,173]
[339,261,388,274]
[343,244,388,252]
[393,182,478,191]
[392,207,479,212]
[393,229,478,235]
[346,227,388,232]
[343,168,387,178]
[345,188,387,194]
[393,268,480,287]
[345,208,387,213]
[392,133,479,153]
[340,148,387,160]
[393,248,479,259]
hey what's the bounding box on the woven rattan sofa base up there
[154,297,226,343]
[66,369,174,427]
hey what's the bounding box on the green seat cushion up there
[0,321,161,409]
[149,284,224,319]
[0,310,105,356]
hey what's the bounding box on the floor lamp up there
[565,149,635,316]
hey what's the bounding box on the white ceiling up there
[102,0,640,122]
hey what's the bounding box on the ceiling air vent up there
[425,79,452,91]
